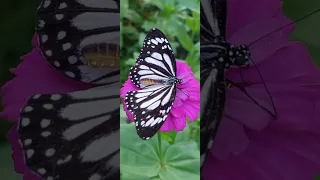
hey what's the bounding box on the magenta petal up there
[160,115,174,132]
[172,115,187,132]
[204,127,320,180]
[8,126,40,180]
[227,0,281,37]
[264,85,320,132]
[120,78,139,98]
[182,101,200,122]
[1,50,92,121]
[228,14,293,66]
[176,90,188,101]
[170,107,184,117]
[212,119,249,160]
[121,100,134,122]
[224,85,274,131]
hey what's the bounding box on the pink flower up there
[0,34,92,180]
[120,61,200,132]
[203,0,320,179]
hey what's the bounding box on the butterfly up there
[124,28,182,140]
[17,0,120,179]
[19,85,120,180]
[200,0,251,170]
[36,0,120,85]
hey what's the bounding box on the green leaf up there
[0,143,21,180]
[120,124,200,180]
[282,0,320,67]
[120,124,165,179]
[175,24,193,51]
[175,123,192,143]
[160,141,200,180]
[123,9,144,24]
[176,0,200,13]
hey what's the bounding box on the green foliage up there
[120,0,200,179]
[282,0,320,67]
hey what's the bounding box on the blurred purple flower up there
[203,0,320,179]
[120,61,200,132]
[1,34,92,180]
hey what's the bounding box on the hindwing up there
[18,84,120,180]
[36,0,120,85]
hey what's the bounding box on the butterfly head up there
[166,77,182,86]
[228,44,250,68]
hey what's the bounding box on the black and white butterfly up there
[17,0,120,179]
[18,84,120,180]
[36,0,120,85]
[200,0,251,171]
[124,28,182,140]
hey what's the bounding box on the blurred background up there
[0,1,38,179]
[1,0,320,179]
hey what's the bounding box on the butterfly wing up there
[200,67,226,169]
[200,0,228,170]
[200,0,226,41]
[36,0,120,85]
[18,84,120,180]
[129,28,176,88]
[125,85,176,140]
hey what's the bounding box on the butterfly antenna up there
[238,58,277,119]
[177,87,189,97]
[227,78,276,120]
[248,7,320,46]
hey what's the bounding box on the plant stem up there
[157,133,162,162]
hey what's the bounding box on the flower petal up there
[1,50,92,121]
[172,115,187,132]
[182,101,200,122]
[160,115,174,132]
[227,0,282,37]
[204,125,320,180]
[228,13,293,65]
[212,119,249,160]
[224,85,274,131]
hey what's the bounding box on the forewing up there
[200,0,227,41]
[129,28,176,88]
[124,85,176,140]
[18,84,120,180]
[36,0,120,85]
[200,67,226,169]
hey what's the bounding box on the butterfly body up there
[124,28,180,140]
[200,34,250,165]
[81,43,120,69]
[200,0,250,172]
